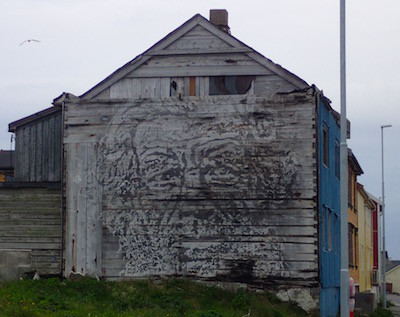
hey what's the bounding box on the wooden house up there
[0,107,62,280]
[367,192,383,301]
[357,183,374,292]
[8,105,62,183]
[347,149,364,290]
[3,10,346,315]
[386,260,400,294]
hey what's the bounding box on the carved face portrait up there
[100,101,297,277]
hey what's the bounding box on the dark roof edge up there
[9,105,61,132]
[348,148,364,175]
[313,85,351,137]
[80,13,310,100]
[79,14,205,100]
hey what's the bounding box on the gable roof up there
[387,260,400,273]
[79,13,309,100]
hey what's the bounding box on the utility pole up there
[340,0,350,316]
[381,124,391,308]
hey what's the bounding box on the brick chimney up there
[209,9,230,34]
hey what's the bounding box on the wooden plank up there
[128,65,272,78]
[53,113,62,182]
[48,116,55,181]
[65,95,315,118]
[42,119,49,181]
[20,127,29,181]
[254,75,297,96]
[110,78,132,99]
[28,125,36,181]
[76,143,87,275]
[36,121,43,182]
[65,143,78,275]
[85,143,102,276]
[160,78,170,98]
[147,47,253,56]
[93,88,110,99]
[165,36,232,51]
[189,77,196,96]
[141,78,160,98]
[139,53,264,69]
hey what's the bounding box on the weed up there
[0,278,308,317]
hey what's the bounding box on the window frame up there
[322,124,329,168]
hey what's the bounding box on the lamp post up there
[339,0,350,316]
[381,124,391,308]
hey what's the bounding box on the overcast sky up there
[1,1,399,258]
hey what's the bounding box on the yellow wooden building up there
[348,149,363,290]
[357,183,374,292]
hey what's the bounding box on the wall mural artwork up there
[99,100,299,278]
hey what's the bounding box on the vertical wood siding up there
[0,187,62,276]
[64,91,318,289]
[14,112,62,182]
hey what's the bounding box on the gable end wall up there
[63,91,318,295]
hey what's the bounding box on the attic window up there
[209,76,255,95]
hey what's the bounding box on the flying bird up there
[19,39,41,46]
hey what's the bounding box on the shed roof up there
[8,105,61,132]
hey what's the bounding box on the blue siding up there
[319,97,341,317]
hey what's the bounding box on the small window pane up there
[335,141,340,179]
[328,211,332,251]
[209,76,254,95]
[323,126,329,167]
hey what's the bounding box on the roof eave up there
[8,105,61,132]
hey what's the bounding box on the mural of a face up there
[100,101,297,277]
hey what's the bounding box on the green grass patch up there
[0,277,308,317]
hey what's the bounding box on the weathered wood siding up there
[0,186,62,277]
[14,111,62,182]
[94,75,296,101]
[64,90,318,288]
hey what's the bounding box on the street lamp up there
[339,0,350,316]
[381,124,392,308]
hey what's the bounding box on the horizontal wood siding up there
[64,90,318,288]
[165,25,232,51]
[254,75,298,96]
[129,54,272,78]
[103,75,297,101]
[14,111,62,182]
[0,187,61,276]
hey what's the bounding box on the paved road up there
[387,293,400,316]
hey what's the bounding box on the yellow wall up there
[357,186,373,292]
[348,167,359,284]
[387,266,400,294]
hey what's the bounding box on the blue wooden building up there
[318,95,342,316]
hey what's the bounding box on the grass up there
[0,277,308,317]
